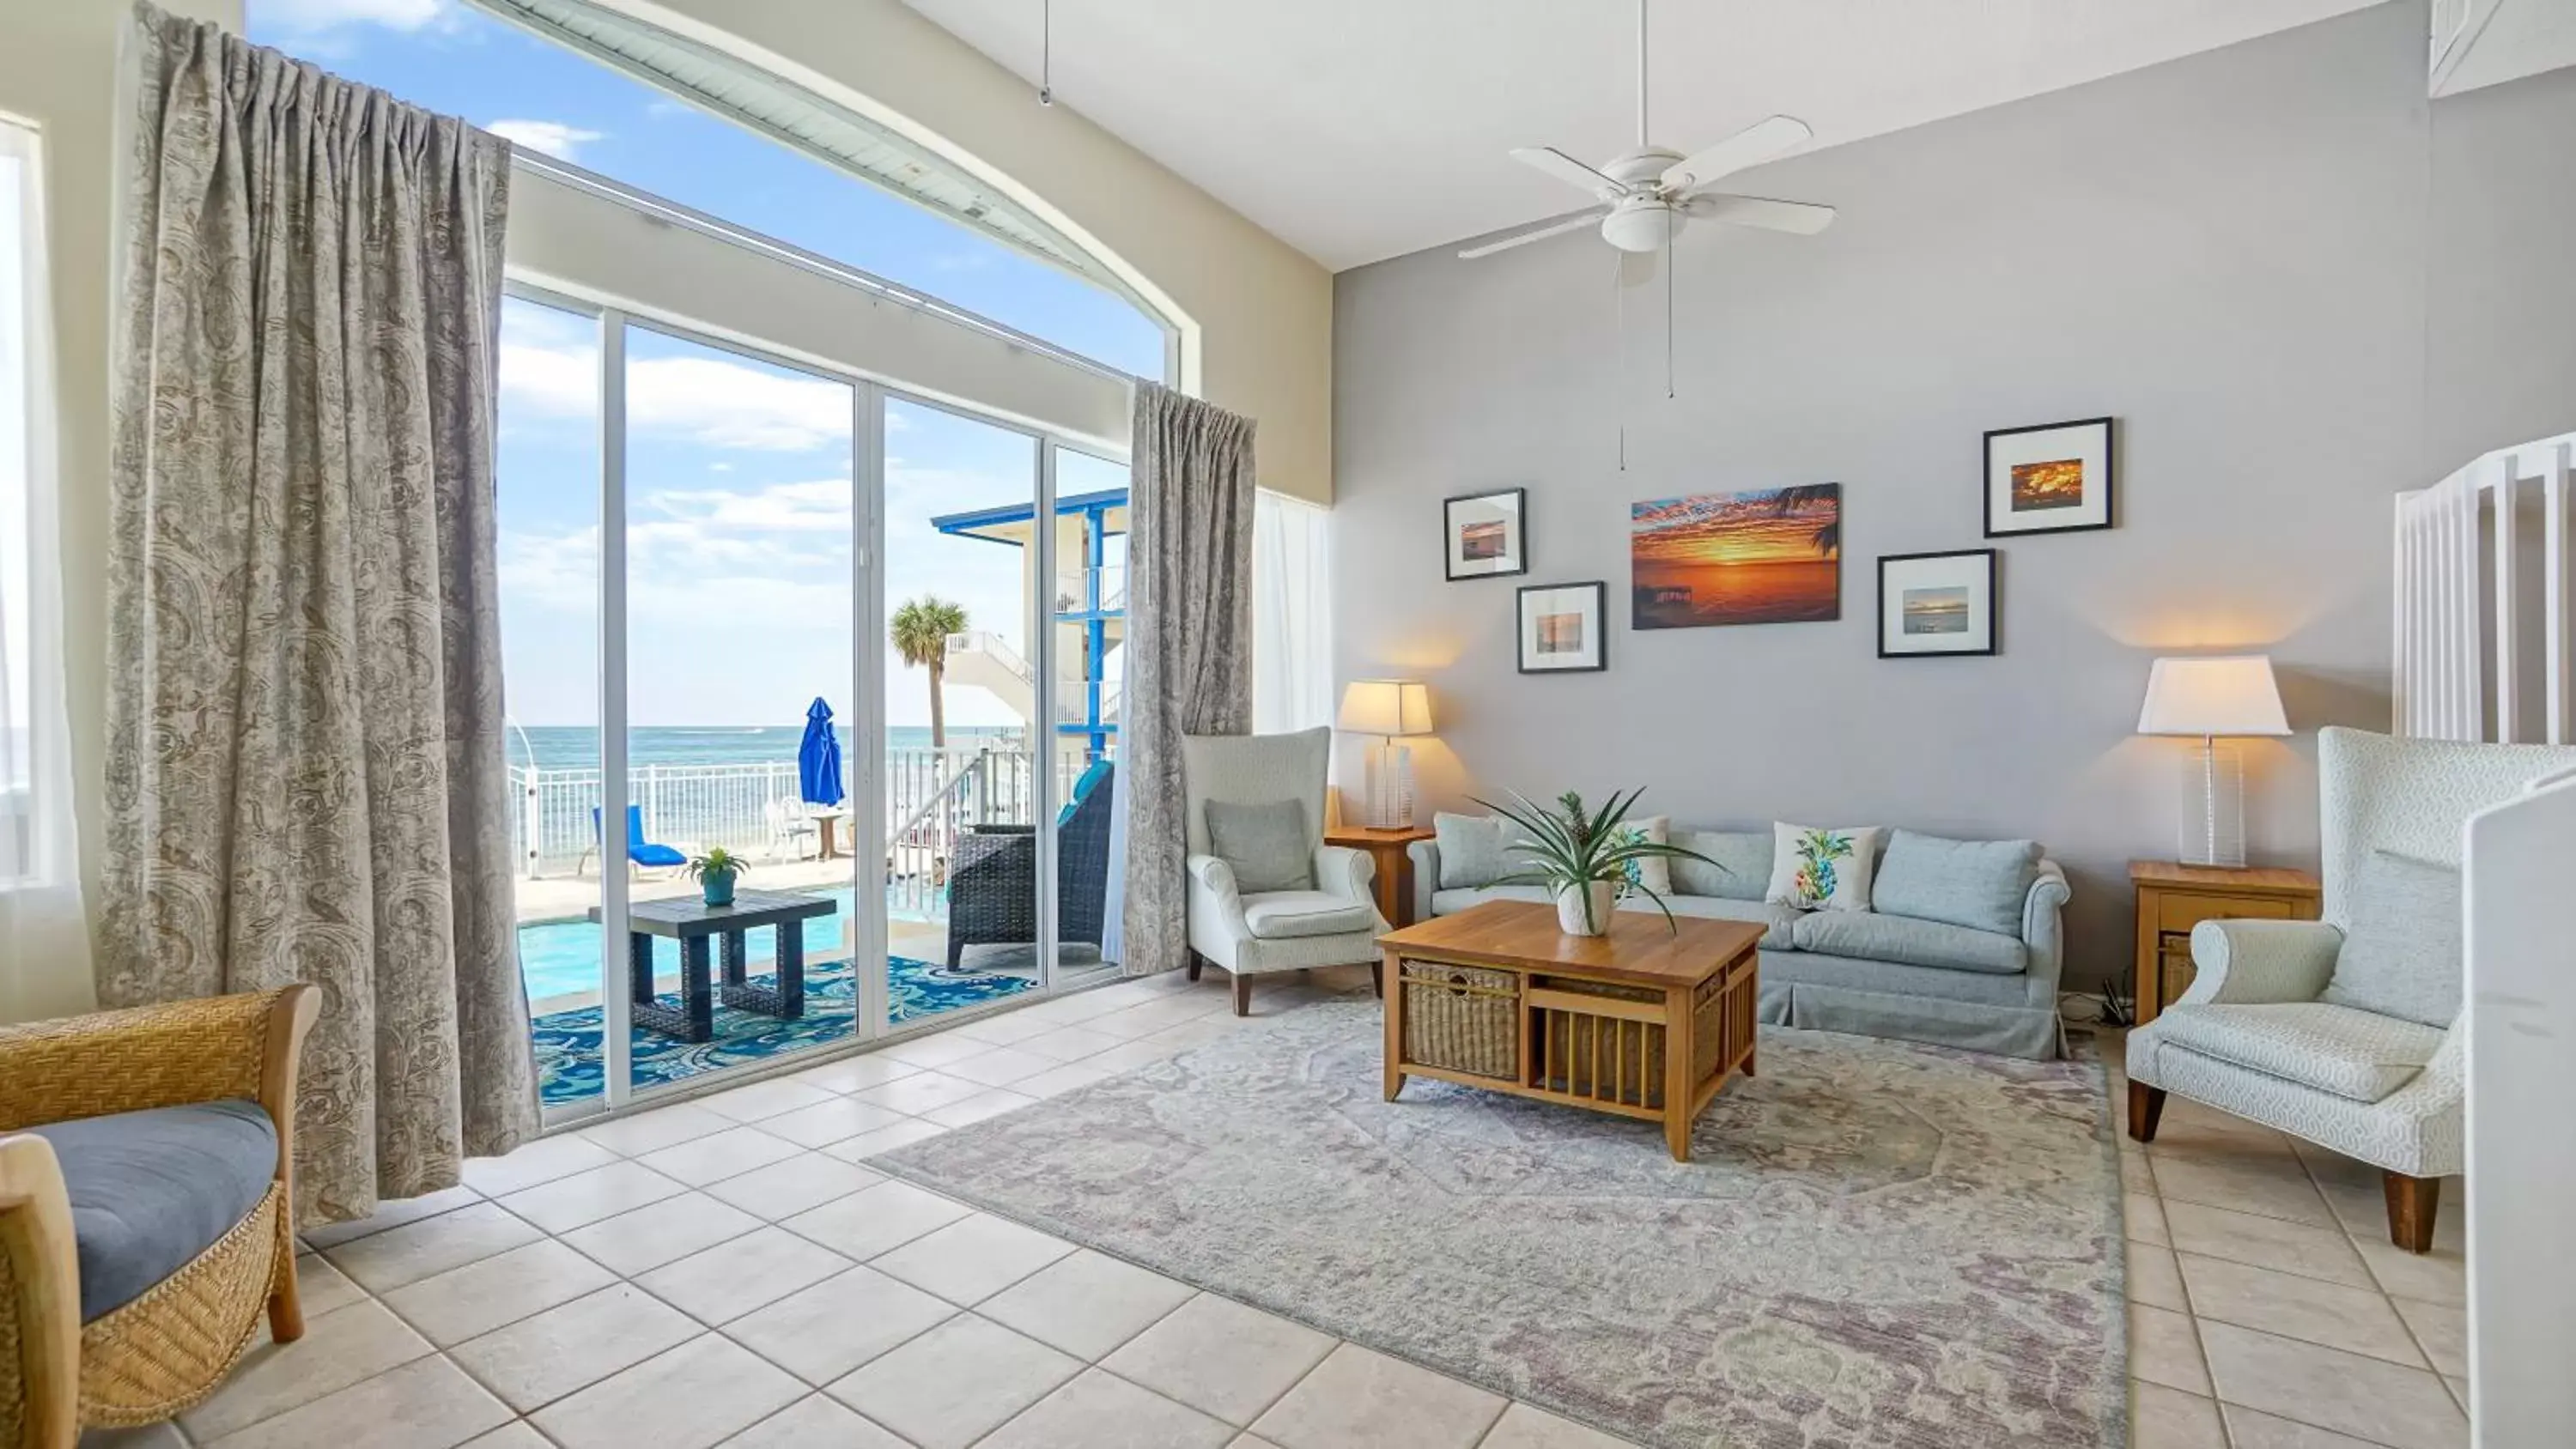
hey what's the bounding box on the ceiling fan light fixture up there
[1601,202,1676,254]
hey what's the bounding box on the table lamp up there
[2136,655,2291,869]
[1336,680,1434,829]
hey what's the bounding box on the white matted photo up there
[1878,549,1997,658]
[1517,581,1607,673]
[1984,417,2113,536]
[1444,487,1528,580]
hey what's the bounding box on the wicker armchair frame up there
[0,986,319,1445]
[944,764,1115,968]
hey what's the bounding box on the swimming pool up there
[517,887,884,999]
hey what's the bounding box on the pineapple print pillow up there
[1608,815,1673,897]
[1764,822,1885,912]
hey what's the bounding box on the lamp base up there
[1362,740,1415,829]
[2178,737,2246,869]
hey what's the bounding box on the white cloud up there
[257,0,448,33]
[485,119,606,162]
[500,341,854,453]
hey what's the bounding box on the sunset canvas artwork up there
[1631,486,1842,629]
[2008,458,2085,512]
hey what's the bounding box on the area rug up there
[876,997,2125,1449]
[531,957,1034,1106]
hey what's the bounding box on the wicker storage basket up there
[1532,977,1668,1108]
[1399,961,1521,1079]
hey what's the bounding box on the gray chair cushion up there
[30,1100,277,1323]
[1242,891,1377,940]
[2151,1001,2445,1102]
[1432,812,1523,889]
[1206,798,1314,893]
[2320,851,2462,1028]
[1670,829,1771,900]
[1870,829,2041,937]
[1791,911,2027,975]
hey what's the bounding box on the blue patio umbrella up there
[798,697,844,807]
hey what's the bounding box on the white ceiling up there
[902,0,2387,271]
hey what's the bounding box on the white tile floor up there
[80,980,2470,1449]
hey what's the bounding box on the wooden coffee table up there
[1377,901,1762,1161]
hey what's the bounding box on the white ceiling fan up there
[1459,0,1836,263]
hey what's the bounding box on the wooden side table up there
[1326,825,1437,928]
[2129,861,2322,1024]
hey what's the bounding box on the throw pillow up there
[1434,811,1517,889]
[1206,799,1314,894]
[1609,815,1673,897]
[2321,851,2462,1027]
[1870,829,2042,937]
[1764,822,1884,912]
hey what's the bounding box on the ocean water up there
[508,724,1025,773]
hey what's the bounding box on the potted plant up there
[1477,788,1724,937]
[687,847,749,908]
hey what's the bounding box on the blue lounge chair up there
[581,805,689,876]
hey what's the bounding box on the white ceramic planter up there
[1555,880,1617,936]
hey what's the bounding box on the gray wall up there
[1331,2,2573,990]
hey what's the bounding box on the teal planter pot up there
[702,872,738,908]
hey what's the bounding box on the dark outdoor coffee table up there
[587,890,839,1044]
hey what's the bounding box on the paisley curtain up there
[100,2,535,1222]
[1120,382,1256,975]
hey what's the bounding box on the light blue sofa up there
[1408,825,2071,1060]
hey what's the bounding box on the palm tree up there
[1768,483,1842,557]
[890,596,969,748]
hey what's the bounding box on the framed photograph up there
[1878,549,1998,658]
[1984,417,2113,536]
[1444,487,1528,580]
[1630,485,1841,629]
[1517,581,1607,673]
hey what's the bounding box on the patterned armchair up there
[1,987,318,1444]
[2126,727,2576,1251]
[1182,727,1388,1016]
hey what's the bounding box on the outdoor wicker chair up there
[945,762,1115,969]
[0,985,319,1445]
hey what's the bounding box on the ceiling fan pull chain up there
[1613,250,1629,470]
[1038,0,1054,106]
[1665,209,1676,399]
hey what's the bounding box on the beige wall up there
[617,0,1334,504]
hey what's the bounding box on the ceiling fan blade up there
[1659,115,1812,194]
[1510,147,1625,199]
[1457,208,1607,260]
[1685,193,1837,235]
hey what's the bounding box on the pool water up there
[519,887,885,1000]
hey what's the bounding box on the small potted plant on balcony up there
[1477,788,1722,937]
[687,847,749,908]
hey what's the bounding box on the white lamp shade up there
[2137,655,2291,737]
[1337,679,1434,737]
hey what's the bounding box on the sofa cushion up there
[1670,829,1769,900]
[30,1100,277,1323]
[1206,799,1314,894]
[1870,829,2041,937]
[2150,1001,2445,1103]
[1791,911,2026,975]
[1432,812,1524,889]
[1431,884,1551,915]
[1242,890,1376,939]
[2320,851,2461,1028]
[1658,894,1798,949]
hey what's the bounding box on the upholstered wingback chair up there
[2127,727,2576,1251]
[1182,727,1388,1015]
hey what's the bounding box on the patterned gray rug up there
[875,998,2125,1449]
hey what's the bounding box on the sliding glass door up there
[501,287,1123,1122]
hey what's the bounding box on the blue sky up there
[249,0,1140,733]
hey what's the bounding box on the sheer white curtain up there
[0,119,89,1024]
[1252,489,1334,734]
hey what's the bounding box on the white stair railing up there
[2394,430,2576,743]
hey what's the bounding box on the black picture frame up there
[1516,581,1607,674]
[1443,487,1528,581]
[1983,416,2115,537]
[1877,549,1998,658]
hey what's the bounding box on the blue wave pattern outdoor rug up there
[877,997,2126,1449]
[532,957,1033,1106]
